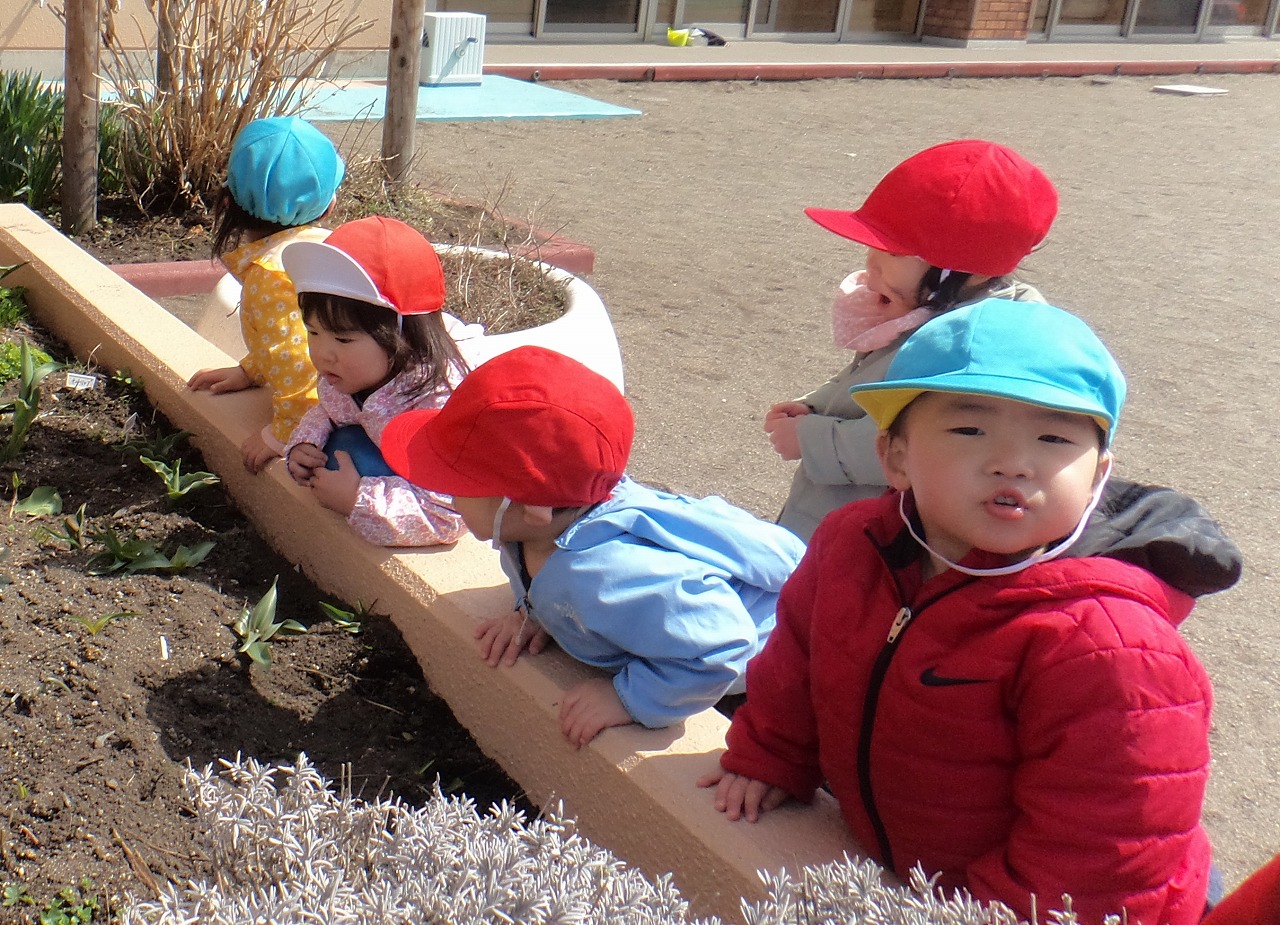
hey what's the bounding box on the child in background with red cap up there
[767,139,1059,541]
[382,346,806,748]
[188,117,345,474]
[277,216,469,547]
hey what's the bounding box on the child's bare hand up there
[286,443,326,484]
[308,451,360,516]
[559,677,633,749]
[474,610,548,667]
[188,365,252,394]
[697,768,789,822]
[240,431,279,474]
[764,402,809,461]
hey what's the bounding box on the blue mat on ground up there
[300,75,640,122]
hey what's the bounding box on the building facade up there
[437,0,1280,43]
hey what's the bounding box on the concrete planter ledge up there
[0,203,859,923]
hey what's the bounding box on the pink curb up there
[110,225,595,299]
[487,58,1280,82]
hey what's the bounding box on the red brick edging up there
[110,225,596,299]
[486,58,1280,83]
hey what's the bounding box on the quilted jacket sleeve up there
[720,532,825,801]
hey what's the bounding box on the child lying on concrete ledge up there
[382,345,806,749]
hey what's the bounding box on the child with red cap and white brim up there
[277,216,471,547]
[382,345,806,749]
[766,139,1059,541]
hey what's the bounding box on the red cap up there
[804,139,1058,277]
[281,216,445,315]
[382,346,634,507]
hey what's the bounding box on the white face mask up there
[898,457,1113,578]
[831,270,936,353]
[490,496,512,552]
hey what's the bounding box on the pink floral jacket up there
[284,366,465,547]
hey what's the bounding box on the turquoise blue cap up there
[227,117,345,226]
[850,298,1126,444]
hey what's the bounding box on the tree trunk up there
[381,0,426,185]
[62,0,101,235]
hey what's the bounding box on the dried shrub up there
[70,0,375,213]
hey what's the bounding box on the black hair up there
[917,266,1012,313]
[298,292,470,397]
[211,188,293,259]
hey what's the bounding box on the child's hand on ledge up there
[698,767,789,823]
[308,451,360,516]
[475,610,549,667]
[559,677,633,749]
[286,443,326,485]
[188,364,252,394]
[239,430,279,474]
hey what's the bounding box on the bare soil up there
[0,202,538,921]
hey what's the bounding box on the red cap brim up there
[383,408,502,499]
[804,206,913,256]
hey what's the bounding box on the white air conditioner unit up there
[421,12,486,86]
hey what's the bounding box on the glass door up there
[1052,0,1127,33]
[753,0,842,32]
[436,0,537,34]
[543,0,645,31]
[1131,0,1205,32]
[844,0,921,34]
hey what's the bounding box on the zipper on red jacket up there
[856,529,978,874]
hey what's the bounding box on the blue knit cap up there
[227,116,345,226]
[850,298,1126,445]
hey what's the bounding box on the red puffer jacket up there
[723,491,1214,925]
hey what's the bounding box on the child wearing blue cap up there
[188,116,345,474]
[703,299,1228,925]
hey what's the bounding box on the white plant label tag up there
[65,372,99,391]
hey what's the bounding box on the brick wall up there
[922,0,1032,38]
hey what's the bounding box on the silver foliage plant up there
[121,754,1108,925]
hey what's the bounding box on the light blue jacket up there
[501,477,806,728]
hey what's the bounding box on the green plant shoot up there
[0,340,51,385]
[318,599,373,634]
[86,527,214,576]
[120,427,190,460]
[35,503,89,549]
[69,610,140,635]
[139,456,220,503]
[13,484,61,517]
[233,577,306,669]
[0,339,63,463]
[110,367,144,395]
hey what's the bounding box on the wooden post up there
[156,0,176,94]
[381,0,426,185]
[62,0,101,235]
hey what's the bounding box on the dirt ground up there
[0,328,527,916]
[369,73,1280,890]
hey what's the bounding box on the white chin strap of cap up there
[490,497,512,552]
[898,457,1113,578]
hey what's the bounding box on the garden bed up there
[0,261,533,920]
